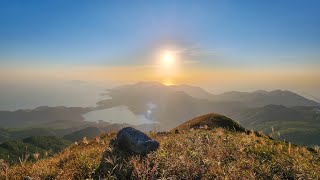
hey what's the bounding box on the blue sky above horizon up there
[1,0,319,67]
[0,0,320,110]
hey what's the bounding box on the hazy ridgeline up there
[0,82,319,147]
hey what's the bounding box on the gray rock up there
[112,127,159,154]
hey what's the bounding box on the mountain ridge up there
[0,81,319,146]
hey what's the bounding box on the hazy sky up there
[0,0,320,109]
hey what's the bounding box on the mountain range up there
[96,82,320,145]
[0,81,319,146]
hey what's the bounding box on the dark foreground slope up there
[1,114,319,179]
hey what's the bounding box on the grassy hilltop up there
[0,114,319,179]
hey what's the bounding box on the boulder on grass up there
[111,127,159,154]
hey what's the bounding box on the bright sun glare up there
[162,51,175,67]
[158,51,178,86]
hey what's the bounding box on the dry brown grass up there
[0,129,319,179]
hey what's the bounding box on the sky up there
[0,0,320,110]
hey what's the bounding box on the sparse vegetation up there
[0,129,319,179]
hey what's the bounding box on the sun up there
[162,51,175,67]
[155,50,180,85]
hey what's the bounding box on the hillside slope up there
[1,114,319,179]
[0,128,73,143]
[63,127,105,142]
[233,105,320,146]
[173,113,246,132]
[0,136,71,164]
